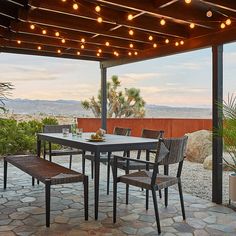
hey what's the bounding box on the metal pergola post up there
[212,45,223,204]
[100,64,107,130]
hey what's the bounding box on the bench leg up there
[4,160,7,189]
[45,181,51,227]
[84,176,88,221]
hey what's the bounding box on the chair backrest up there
[113,127,131,136]
[151,136,188,185]
[141,129,164,139]
[43,124,71,133]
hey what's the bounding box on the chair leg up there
[45,182,51,227]
[159,190,162,199]
[164,165,169,207]
[32,177,35,186]
[113,175,117,224]
[146,190,149,210]
[91,161,94,179]
[69,155,72,169]
[107,153,111,195]
[178,180,186,220]
[125,169,129,205]
[84,176,89,221]
[82,155,85,175]
[152,188,161,235]
[3,160,7,189]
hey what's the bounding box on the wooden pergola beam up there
[153,0,178,9]
[28,0,189,38]
[203,0,236,13]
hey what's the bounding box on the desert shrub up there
[42,117,58,126]
[0,117,59,156]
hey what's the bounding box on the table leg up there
[36,137,41,185]
[94,150,100,220]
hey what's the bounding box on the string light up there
[97,17,103,23]
[175,42,179,46]
[97,53,100,57]
[77,51,80,55]
[17,40,21,44]
[61,39,66,43]
[98,49,102,53]
[185,0,191,3]
[61,0,66,2]
[180,40,184,45]
[105,41,110,46]
[55,32,60,37]
[226,18,231,26]
[95,5,101,12]
[128,52,132,56]
[57,49,61,53]
[129,29,134,36]
[73,3,79,10]
[30,24,35,30]
[37,46,42,50]
[153,43,157,48]
[81,44,85,49]
[148,35,153,41]
[81,38,85,43]
[165,39,169,44]
[42,29,47,35]
[129,43,134,48]
[160,18,166,26]
[128,14,133,21]
[190,23,195,29]
[114,51,119,56]
[220,22,226,29]
[134,51,138,55]
[206,10,212,18]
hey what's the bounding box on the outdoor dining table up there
[36,132,159,220]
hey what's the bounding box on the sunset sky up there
[0,42,235,107]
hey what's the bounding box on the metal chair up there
[43,125,83,169]
[114,129,164,204]
[113,136,188,234]
[82,126,131,194]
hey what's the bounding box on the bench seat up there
[4,155,88,227]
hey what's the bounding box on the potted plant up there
[218,94,236,203]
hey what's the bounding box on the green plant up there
[81,75,146,118]
[218,94,236,173]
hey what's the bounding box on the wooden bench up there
[3,155,88,227]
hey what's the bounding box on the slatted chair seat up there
[119,170,178,190]
[4,155,88,227]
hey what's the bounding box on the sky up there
[0,42,235,108]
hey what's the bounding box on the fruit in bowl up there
[91,133,102,140]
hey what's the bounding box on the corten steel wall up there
[77,118,212,137]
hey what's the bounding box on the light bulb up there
[134,51,138,55]
[77,51,80,55]
[95,6,101,12]
[148,35,153,41]
[160,19,166,26]
[206,10,212,18]
[128,52,132,56]
[185,0,191,3]
[129,29,134,36]
[180,40,184,45]
[129,43,134,48]
[97,17,103,23]
[81,44,85,49]
[42,29,47,35]
[128,14,133,21]
[190,23,195,29]
[55,32,60,37]
[98,49,102,53]
[61,39,66,43]
[175,42,179,46]
[73,3,79,10]
[97,53,100,57]
[220,22,226,29]
[153,43,157,48]
[81,38,85,43]
[30,24,35,30]
[57,49,61,53]
[165,39,169,44]
[226,19,231,26]
[105,41,110,46]
[37,46,41,50]
[17,40,21,44]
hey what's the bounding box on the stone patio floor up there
[0,156,236,236]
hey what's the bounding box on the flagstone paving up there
[0,156,235,236]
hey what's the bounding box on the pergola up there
[1,0,236,205]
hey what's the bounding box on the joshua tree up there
[81,75,145,118]
[0,82,13,112]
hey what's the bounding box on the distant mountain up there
[4,99,212,118]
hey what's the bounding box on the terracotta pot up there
[229,173,236,202]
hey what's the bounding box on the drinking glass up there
[62,128,69,137]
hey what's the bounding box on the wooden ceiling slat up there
[10,21,148,50]
[153,0,179,9]
[29,0,188,38]
[202,0,236,13]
